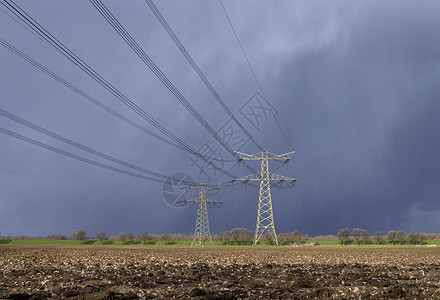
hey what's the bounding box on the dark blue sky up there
[1,0,439,238]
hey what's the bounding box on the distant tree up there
[230,228,253,241]
[48,233,67,240]
[425,233,438,240]
[127,232,135,241]
[71,229,86,241]
[176,233,186,240]
[138,231,150,244]
[352,228,363,245]
[337,228,350,245]
[407,232,419,245]
[216,231,229,241]
[119,232,127,242]
[223,230,232,241]
[387,230,397,245]
[303,234,310,242]
[360,229,370,244]
[419,233,427,245]
[240,228,253,241]
[396,230,406,245]
[96,232,107,244]
[261,232,274,242]
[373,231,384,244]
[276,233,290,242]
[292,229,303,245]
[16,235,30,240]
[160,233,172,241]
[230,228,242,241]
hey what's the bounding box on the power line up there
[0,37,185,156]
[0,126,164,183]
[144,0,263,152]
[0,107,196,185]
[0,0,237,178]
[0,37,229,164]
[0,6,57,53]
[219,0,294,149]
[89,0,256,174]
[0,0,188,156]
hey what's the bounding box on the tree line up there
[2,228,439,245]
[0,228,309,245]
[336,228,432,245]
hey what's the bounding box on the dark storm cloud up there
[269,1,440,234]
[0,0,439,237]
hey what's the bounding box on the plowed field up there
[1,246,440,299]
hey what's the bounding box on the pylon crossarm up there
[185,183,218,190]
[175,198,197,205]
[174,199,188,207]
[205,197,221,203]
[178,197,221,203]
[232,173,261,183]
[206,202,222,208]
[206,184,220,191]
[235,150,296,162]
[234,151,262,160]
[267,172,296,182]
[233,172,296,184]
[175,199,196,208]
[266,151,296,161]
[179,179,197,187]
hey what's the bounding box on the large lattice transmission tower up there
[177,183,222,247]
[233,150,296,246]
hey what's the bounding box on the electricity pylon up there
[232,150,296,246]
[177,182,222,247]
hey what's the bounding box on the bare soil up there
[1,246,440,299]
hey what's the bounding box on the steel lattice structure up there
[233,150,296,246]
[177,183,222,247]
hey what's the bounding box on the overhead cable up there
[0,37,229,164]
[89,0,256,174]
[219,0,294,149]
[145,0,263,152]
[0,126,165,183]
[0,0,236,178]
[0,107,197,184]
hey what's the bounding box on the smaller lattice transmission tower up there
[177,182,222,247]
[232,150,296,246]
